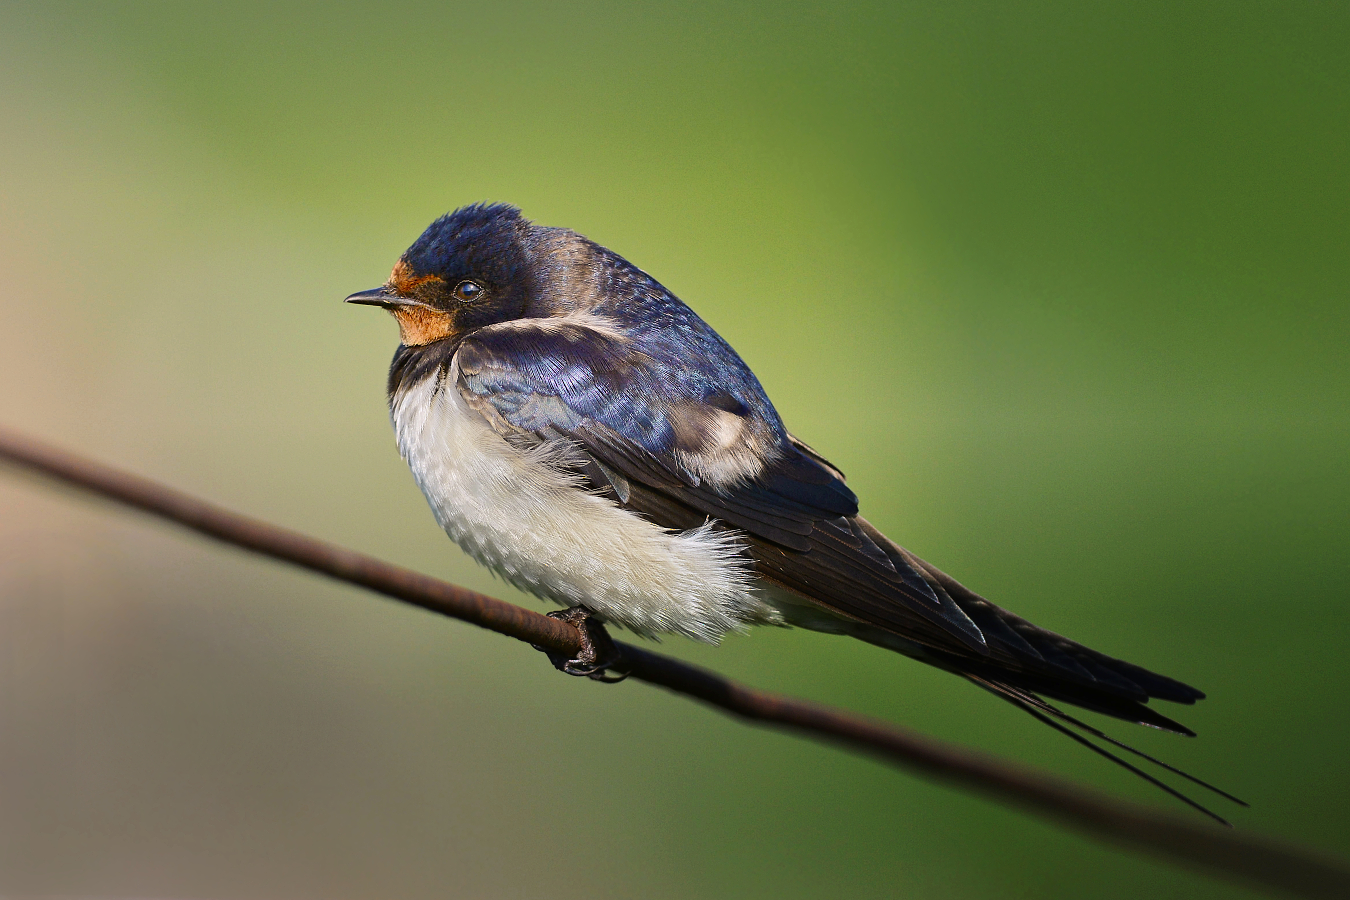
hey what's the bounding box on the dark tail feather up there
[990,682,1248,808]
[945,656,1198,735]
[968,676,1241,825]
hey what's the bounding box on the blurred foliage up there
[0,2,1345,898]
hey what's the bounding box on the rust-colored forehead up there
[389,258,444,295]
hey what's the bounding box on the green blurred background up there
[0,2,1345,898]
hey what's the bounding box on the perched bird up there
[347,203,1240,821]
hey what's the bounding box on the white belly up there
[390,366,781,641]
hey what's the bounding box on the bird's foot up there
[538,606,629,683]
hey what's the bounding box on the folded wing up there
[455,320,1204,732]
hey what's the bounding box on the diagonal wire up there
[1,427,1347,900]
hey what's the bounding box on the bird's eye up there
[452,280,485,303]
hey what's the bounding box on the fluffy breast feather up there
[389,359,781,641]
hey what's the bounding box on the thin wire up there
[1,427,1348,900]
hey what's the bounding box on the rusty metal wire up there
[2,427,1346,899]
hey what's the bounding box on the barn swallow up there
[347,203,1241,821]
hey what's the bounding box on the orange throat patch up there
[391,305,457,346]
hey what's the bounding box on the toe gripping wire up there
[534,606,632,683]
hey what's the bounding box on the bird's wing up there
[454,319,989,653]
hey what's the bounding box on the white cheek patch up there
[390,366,781,641]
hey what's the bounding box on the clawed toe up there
[537,606,629,682]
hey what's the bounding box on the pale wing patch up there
[670,401,779,491]
[553,311,631,342]
[467,313,630,346]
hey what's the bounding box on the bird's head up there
[346,203,536,346]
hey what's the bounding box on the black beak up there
[344,286,418,308]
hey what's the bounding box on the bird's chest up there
[385,365,772,641]
[389,371,580,578]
